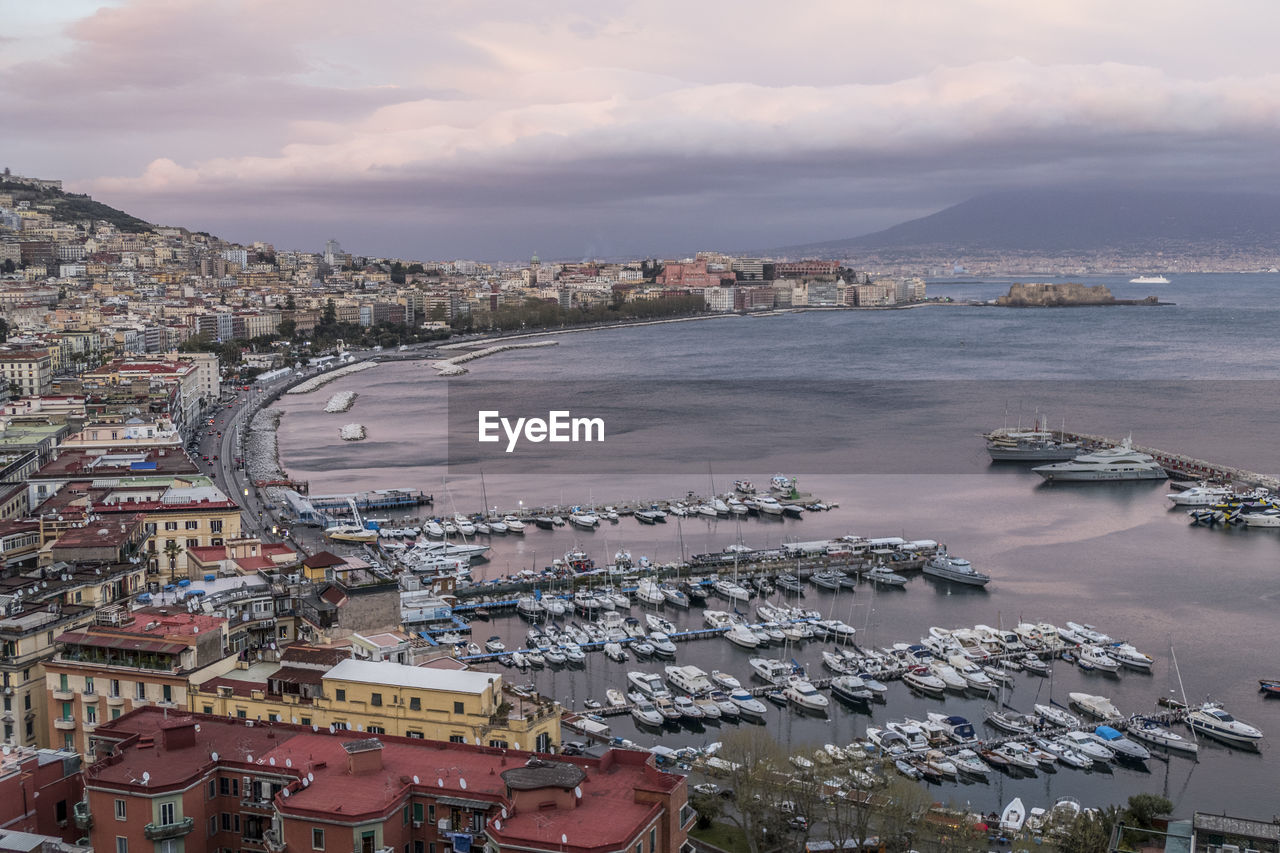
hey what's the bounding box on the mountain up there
[0,179,152,233]
[778,188,1280,255]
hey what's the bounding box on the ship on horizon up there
[1129,275,1170,284]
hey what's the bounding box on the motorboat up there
[630,698,664,727]
[992,743,1039,772]
[645,613,676,634]
[502,516,526,533]
[1069,692,1121,720]
[711,670,741,691]
[525,650,546,668]
[829,675,874,704]
[1036,737,1092,769]
[749,657,796,685]
[863,564,908,587]
[627,671,668,697]
[924,749,958,777]
[952,748,991,777]
[815,619,857,644]
[1243,508,1280,527]
[783,678,829,712]
[630,641,655,658]
[1108,643,1154,671]
[903,666,947,697]
[1166,484,1232,506]
[1091,725,1150,761]
[713,578,752,602]
[775,573,804,594]
[1059,730,1115,763]
[1187,703,1265,747]
[1000,798,1027,834]
[1077,646,1120,673]
[1127,717,1199,754]
[884,721,930,752]
[542,597,568,617]
[543,646,567,666]
[822,650,851,674]
[983,665,1015,686]
[809,570,844,591]
[453,515,477,536]
[634,510,663,525]
[928,662,969,692]
[1020,654,1051,676]
[922,550,991,586]
[1259,678,1280,695]
[653,697,681,722]
[665,665,713,695]
[510,651,527,670]
[672,695,703,721]
[516,596,544,621]
[985,709,1037,736]
[1032,438,1168,481]
[703,610,733,629]
[723,624,760,649]
[694,696,722,720]
[949,657,995,692]
[648,632,677,658]
[728,688,768,717]
[924,713,978,745]
[423,520,445,537]
[756,495,784,515]
[866,727,911,757]
[635,579,666,607]
[660,583,690,608]
[1033,703,1080,729]
[603,642,628,663]
[484,636,505,653]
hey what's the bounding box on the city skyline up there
[6,0,1280,258]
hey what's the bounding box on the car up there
[692,783,720,796]
[560,742,586,756]
[787,816,809,831]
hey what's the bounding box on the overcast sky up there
[5,0,1280,260]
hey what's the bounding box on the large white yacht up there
[1032,438,1168,482]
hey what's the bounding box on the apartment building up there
[84,709,691,853]
[192,657,561,752]
[0,347,53,397]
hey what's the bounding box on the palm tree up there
[163,540,183,583]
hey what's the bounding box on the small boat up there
[1036,737,1092,769]
[952,748,991,777]
[764,689,787,707]
[783,677,829,712]
[809,570,844,591]
[465,642,481,656]
[672,695,703,721]
[1090,725,1150,761]
[830,675,874,704]
[653,697,682,722]
[1033,703,1080,730]
[543,646,567,666]
[863,565,908,587]
[985,710,1037,736]
[603,642,628,663]
[1069,692,1122,720]
[630,641,655,658]
[709,690,740,719]
[497,654,513,667]
[1021,654,1051,676]
[533,516,555,530]
[894,758,922,780]
[525,650,546,668]
[1078,646,1120,673]
[1109,643,1154,671]
[1000,798,1027,834]
[661,583,690,608]
[510,651,527,669]
[648,632,677,658]
[694,696,722,720]
[503,516,526,533]
[1187,703,1265,747]
[791,754,814,771]
[723,624,760,649]
[1127,717,1199,754]
[583,699,602,710]
[924,749,958,777]
[992,742,1039,772]
[711,670,741,691]
[903,666,947,697]
[775,573,805,594]
[1059,730,1115,763]
[630,698,664,727]
[729,688,768,717]
[1260,678,1280,696]
[484,635,505,653]
[606,688,627,707]
[645,613,676,634]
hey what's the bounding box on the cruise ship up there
[1032,438,1168,482]
[1129,275,1170,284]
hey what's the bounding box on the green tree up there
[1062,805,1121,853]
[285,293,296,311]
[1,259,14,274]
[322,299,337,326]
[0,318,8,342]
[163,539,184,583]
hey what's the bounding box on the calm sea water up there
[272,273,1280,816]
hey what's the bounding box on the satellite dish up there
[246,755,253,763]
[574,786,582,798]
[285,758,292,768]
[269,757,276,766]
[194,725,200,733]
[412,775,420,785]
[562,835,568,845]
[1,746,9,756]
[328,724,335,734]
[282,788,290,798]
[141,771,150,783]
[211,751,219,761]
[291,717,298,724]
[437,778,443,787]
[302,778,309,787]
[459,778,467,790]
[312,725,318,732]
[307,772,314,782]
[494,819,502,830]
[501,807,508,819]
[513,742,520,750]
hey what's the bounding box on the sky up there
[4,0,1280,260]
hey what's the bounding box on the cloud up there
[7,0,1280,256]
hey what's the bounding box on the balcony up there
[144,817,194,841]
[73,800,91,831]
[263,828,286,853]
[54,716,76,731]
[83,720,98,733]
[52,688,75,701]
[106,694,125,706]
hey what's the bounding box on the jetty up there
[1057,431,1279,491]
[430,340,558,376]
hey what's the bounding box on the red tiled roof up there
[185,545,227,562]
[302,550,345,568]
[58,631,187,656]
[234,555,275,572]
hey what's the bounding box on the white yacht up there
[1244,508,1280,528]
[756,496,784,515]
[1166,484,1232,506]
[1127,717,1199,754]
[635,579,666,607]
[568,511,600,529]
[664,665,713,695]
[1069,692,1122,720]
[728,688,767,717]
[630,698,664,727]
[1090,726,1151,761]
[1032,438,1168,481]
[502,515,526,533]
[749,657,795,685]
[1187,704,1264,747]
[783,677,829,712]
[626,671,668,698]
[1129,275,1170,284]
[723,624,760,649]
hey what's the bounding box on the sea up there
[270,273,1280,817]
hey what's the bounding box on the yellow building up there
[192,658,561,752]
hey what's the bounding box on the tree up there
[163,539,184,583]
[0,259,14,274]
[714,728,789,853]
[1062,805,1121,853]
[876,776,933,853]
[322,299,337,326]
[285,294,296,311]
[0,317,7,342]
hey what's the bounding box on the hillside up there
[777,188,1280,255]
[0,180,152,233]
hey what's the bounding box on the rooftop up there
[323,658,498,695]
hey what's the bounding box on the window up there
[211,519,223,533]
[335,689,346,702]
[59,674,69,691]
[114,799,127,820]
[413,803,424,822]
[115,838,127,853]
[368,725,385,734]
[208,780,216,799]
[111,708,120,720]
[650,827,657,853]
[300,716,311,726]
[135,683,146,699]
[159,802,175,826]
[333,721,348,730]
[209,815,217,837]
[236,710,247,719]
[403,804,410,825]
[185,520,199,530]
[110,679,120,698]
[221,813,231,831]
[488,739,508,748]
[406,730,423,739]
[23,693,30,710]
[453,701,464,714]
[61,700,72,720]
[448,735,465,744]
[86,706,97,723]
[186,538,198,549]
[162,684,172,703]
[312,828,325,850]
[84,676,94,694]
[203,705,213,715]
[409,697,421,711]
[370,692,382,707]
[428,805,435,824]
[164,522,178,531]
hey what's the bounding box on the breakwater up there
[430,340,559,376]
